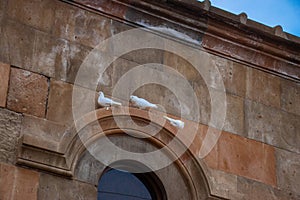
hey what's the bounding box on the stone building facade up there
[0,0,299,199]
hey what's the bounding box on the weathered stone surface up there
[7,68,48,117]
[245,99,281,144]
[163,51,202,82]
[246,68,281,108]
[281,79,300,116]
[47,79,97,126]
[206,168,242,199]
[7,0,55,32]
[214,57,247,97]
[223,94,244,135]
[204,131,276,186]
[46,79,74,125]
[237,176,300,200]
[276,148,300,195]
[21,114,66,142]
[32,31,68,78]
[62,42,93,84]
[0,0,7,23]
[0,19,35,70]
[53,2,111,48]
[0,163,39,200]
[245,100,300,153]
[38,173,97,200]
[75,151,106,185]
[280,111,300,153]
[192,82,211,125]
[0,108,22,164]
[0,63,10,107]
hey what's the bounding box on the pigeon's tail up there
[112,101,122,106]
[163,116,171,121]
[152,104,158,109]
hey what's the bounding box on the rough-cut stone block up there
[21,114,66,142]
[223,94,244,135]
[47,80,97,126]
[246,68,281,108]
[245,100,300,153]
[163,51,202,82]
[0,63,10,107]
[0,0,7,23]
[53,2,111,48]
[214,57,246,97]
[62,42,93,84]
[0,19,35,70]
[75,150,106,185]
[46,79,74,125]
[276,148,300,195]
[0,108,22,164]
[245,100,281,143]
[192,83,211,125]
[7,68,48,117]
[280,111,300,153]
[237,176,300,200]
[38,173,97,200]
[281,79,300,116]
[204,131,276,186]
[0,163,39,200]
[206,168,242,199]
[7,0,55,32]
[32,31,68,78]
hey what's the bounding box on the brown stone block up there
[7,0,55,32]
[237,176,300,200]
[280,111,300,153]
[205,131,276,186]
[53,2,112,48]
[214,57,247,97]
[281,79,300,116]
[0,108,22,164]
[21,114,66,142]
[32,31,69,78]
[245,100,300,153]
[62,42,93,84]
[38,173,97,200]
[192,83,211,125]
[223,94,244,135]
[46,79,74,125]
[0,0,7,23]
[0,19,35,70]
[0,63,10,107]
[246,68,281,108]
[47,79,97,126]
[163,51,202,82]
[7,68,48,117]
[276,148,300,195]
[0,163,39,200]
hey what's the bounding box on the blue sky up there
[208,0,300,37]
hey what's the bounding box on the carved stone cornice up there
[62,0,300,81]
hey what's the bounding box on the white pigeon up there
[130,95,158,110]
[97,92,122,109]
[163,116,185,129]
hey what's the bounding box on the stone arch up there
[17,107,220,199]
[60,107,216,199]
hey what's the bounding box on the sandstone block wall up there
[0,0,299,199]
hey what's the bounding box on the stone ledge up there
[64,0,300,81]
